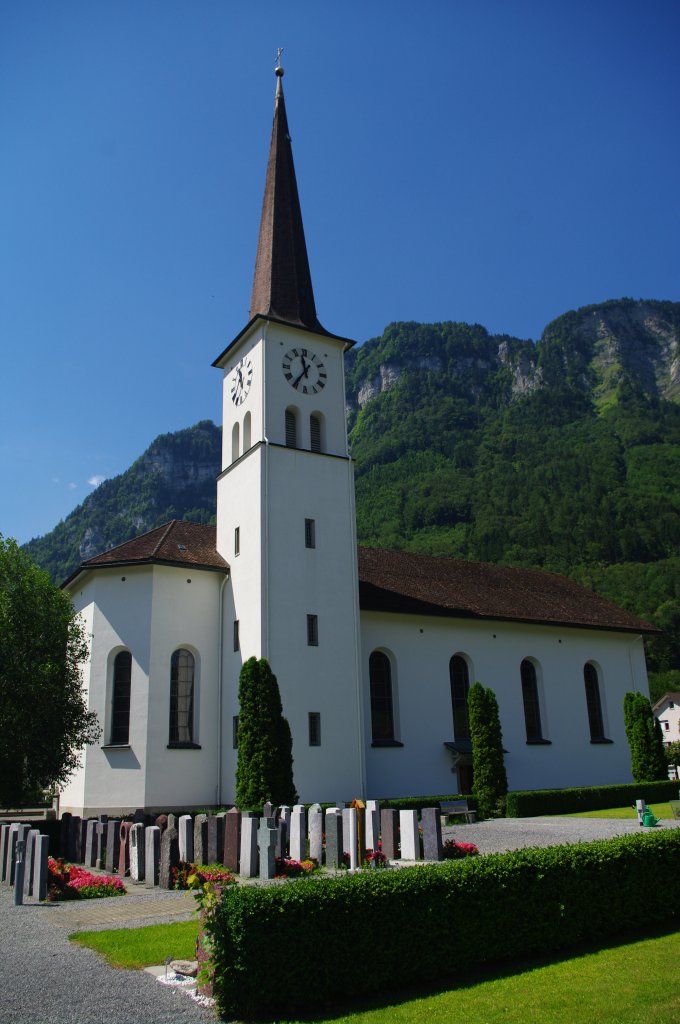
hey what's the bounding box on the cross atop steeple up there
[248,60,328,334]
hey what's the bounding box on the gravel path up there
[2,816,679,1024]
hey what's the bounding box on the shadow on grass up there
[258,919,680,1024]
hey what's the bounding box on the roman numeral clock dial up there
[282,348,327,394]
[230,356,253,405]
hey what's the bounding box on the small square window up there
[232,715,239,749]
[305,518,316,549]
[233,620,240,652]
[307,614,318,646]
[308,712,321,746]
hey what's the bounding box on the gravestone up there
[129,823,146,882]
[207,815,225,865]
[342,808,352,855]
[365,803,380,854]
[194,814,208,865]
[0,825,9,883]
[399,810,420,860]
[78,818,88,863]
[85,819,99,867]
[133,808,145,824]
[275,818,288,860]
[421,807,443,861]
[178,815,194,863]
[239,816,258,878]
[10,825,29,886]
[263,801,274,818]
[159,826,179,889]
[346,807,358,869]
[308,804,323,864]
[380,808,399,860]
[118,821,133,876]
[96,816,108,868]
[167,813,177,832]
[258,818,277,880]
[325,809,343,869]
[355,805,366,866]
[67,815,80,863]
[224,808,241,872]
[33,834,50,901]
[289,806,307,861]
[155,814,168,834]
[4,824,20,886]
[105,820,121,874]
[23,829,40,897]
[145,826,161,887]
[59,812,72,859]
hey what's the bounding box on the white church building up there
[60,67,656,816]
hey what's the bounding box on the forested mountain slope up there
[22,299,680,695]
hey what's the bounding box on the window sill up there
[590,737,614,744]
[101,744,131,751]
[167,742,202,750]
[526,738,552,745]
[371,739,404,748]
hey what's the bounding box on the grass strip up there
[69,919,200,969]
[558,802,673,819]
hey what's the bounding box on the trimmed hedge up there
[506,779,680,817]
[201,830,680,1019]
[381,792,475,813]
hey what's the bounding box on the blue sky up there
[1,1,679,545]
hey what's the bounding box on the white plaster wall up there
[655,699,680,744]
[360,611,648,799]
[219,327,264,470]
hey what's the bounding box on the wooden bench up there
[440,799,477,824]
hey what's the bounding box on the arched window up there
[231,422,240,463]
[310,413,322,452]
[111,651,131,745]
[449,655,470,741]
[285,408,297,448]
[584,663,605,740]
[521,659,543,741]
[170,648,195,745]
[369,651,395,743]
[243,411,251,451]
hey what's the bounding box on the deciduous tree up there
[0,536,101,805]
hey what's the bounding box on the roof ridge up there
[151,520,177,557]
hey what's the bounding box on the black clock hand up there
[292,362,311,388]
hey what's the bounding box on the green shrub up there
[201,830,680,1019]
[381,793,475,813]
[506,779,680,816]
[623,691,668,782]
[469,682,508,816]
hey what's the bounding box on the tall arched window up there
[369,651,395,743]
[520,659,543,741]
[310,414,322,452]
[231,422,240,463]
[170,649,195,745]
[285,408,297,448]
[449,655,470,741]
[111,651,132,745]
[584,662,605,740]
[243,411,251,451]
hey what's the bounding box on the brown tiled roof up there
[652,692,680,712]
[64,521,228,586]
[358,546,659,635]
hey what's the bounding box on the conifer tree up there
[623,691,667,782]
[235,657,297,808]
[468,681,508,818]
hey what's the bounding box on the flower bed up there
[47,858,126,901]
[442,839,479,859]
[172,862,237,891]
[274,857,317,878]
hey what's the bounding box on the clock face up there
[282,347,327,395]
[230,357,253,406]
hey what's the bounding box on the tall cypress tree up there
[623,691,667,782]
[235,657,297,808]
[468,681,508,818]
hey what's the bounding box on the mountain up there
[22,298,680,695]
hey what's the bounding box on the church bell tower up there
[213,60,365,801]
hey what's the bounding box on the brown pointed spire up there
[249,62,326,333]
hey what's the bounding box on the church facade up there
[60,68,655,816]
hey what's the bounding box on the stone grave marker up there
[239,816,258,878]
[346,807,358,869]
[145,826,161,887]
[167,813,177,832]
[85,819,99,867]
[207,815,225,865]
[325,809,343,869]
[159,826,179,889]
[224,808,241,872]
[0,824,10,883]
[308,804,323,864]
[4,824,19,886]
[275,818,288,860]
[421,807,443,861]
[380,808,399,860]
[78,818,88,863]
[258,818,277,880]
[59,812,72,859]
[399,810,421,860]
[105,820,121,874]
[289,806,306,861]
[155,814,168,834]
[23,829,40,897]
[365,802,380,854]
[194,814,208,865]
[33,834,50,901]
[178,815,193,863]
[263,801,274,818]
[118,821,133,876]
[132,808,145,824]
[129,823,146,881]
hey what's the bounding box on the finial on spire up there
[275,47,284,78]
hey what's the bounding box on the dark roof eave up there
[212,314,355,368]
[62,557,229,590]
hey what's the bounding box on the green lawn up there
[71,920,680,1023]
[559,802,674,819]
[69,919,200,969]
